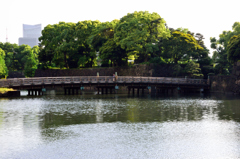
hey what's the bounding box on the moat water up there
[1,92,240,159]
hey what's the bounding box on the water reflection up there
[39,96,222,128]
[0,98,43,158]
[0,94,240,158]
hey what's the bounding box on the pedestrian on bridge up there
[113,74,115,82]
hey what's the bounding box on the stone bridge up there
[0,76,210,95]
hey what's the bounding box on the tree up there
[162,30,203,64]
[74,20,101,68]
[114,11,170,63]
[39,21,102,68]
[210,22,240,75]
[89,20,128,67]
[24,50,38,77]
[0,42,19,71]
[39,23,61,68]
[227,34,240,64]
[210,37,229,74]
[0,42,38,72]
[0,48,8,78]
[53,22,76,68]
[184,61,203,78]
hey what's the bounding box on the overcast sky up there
[1,0,240,55]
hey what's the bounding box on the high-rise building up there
[18,24,42,47]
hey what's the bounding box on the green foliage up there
[39,22,76,69]
[89,20,128,67]
[39,21,101,68]
[210,22,240,75]
[184,61,203,78]
[114,11,171,63]
[0,42,39,73]
[74,20,101,68]
[35,11,216,72]
[149,57,167,64]
[173,64,183,77]
[0,48,8,78]
[162,30,203,64]
[227,34,240,64]
[38,24,57,68]
[24,50,38,77]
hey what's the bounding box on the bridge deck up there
[0,76,209,89]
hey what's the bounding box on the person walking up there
[113,74,115,82]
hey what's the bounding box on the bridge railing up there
[0,76,209,88]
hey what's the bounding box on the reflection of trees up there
[95,99,103,123]
[40,97,240,130]
[41,112,96,128]
[40,99,224,128]
[126,100,140,122]
[218,100,240,122]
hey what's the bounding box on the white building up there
[18,24,42,47]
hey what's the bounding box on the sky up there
[1,0,240,56]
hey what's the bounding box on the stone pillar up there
[110,88,112,94]
[151,86,156,96]
[101,88,104,94]
[68,88,70,95]
[72,88,75,95]
[76,88,79,95]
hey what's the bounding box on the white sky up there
[1,0,240,56]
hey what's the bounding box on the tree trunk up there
[63,52,69,69]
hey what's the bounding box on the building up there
[18,24,42,47]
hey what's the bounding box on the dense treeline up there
[0,11,239,78]
[38,11,209,78]
[0,43,38,77]
[210,22,240,75]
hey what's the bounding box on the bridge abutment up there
[64,87,81,95]
[27,89,43,96]
[128,86,147,95]
[96,86,115,94]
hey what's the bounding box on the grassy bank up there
[0,88,15,94]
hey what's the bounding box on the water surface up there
[1,93,240,158]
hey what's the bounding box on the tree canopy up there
[211,22,240,74]
[0,42,39,77]
[0,48,8,78]
[162,30,203,64]
[0,11,219,79]
[227,34,240,64]
[114,11,171,63]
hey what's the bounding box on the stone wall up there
[210,75,240,94]
[231,61,240,76]
[34,64,177,77]
[7,71,25,78]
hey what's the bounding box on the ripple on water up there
[0,95,240,159]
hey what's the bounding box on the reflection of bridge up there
[0,76,210,96]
